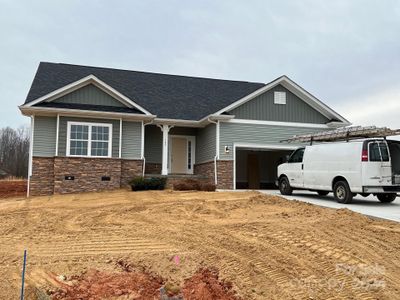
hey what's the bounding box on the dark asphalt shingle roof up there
[25,62,265,121]
[34,102,143,114]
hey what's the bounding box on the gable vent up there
[274,91,286,105]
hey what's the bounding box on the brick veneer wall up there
[29,156,143,196]
[194,161,215,182]
[30,157,55,196]
[144,163,162,174]
[216,160,234,189]
[121,160,144,186]
[194,160,234,189]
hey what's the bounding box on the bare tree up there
[0,126,30,178]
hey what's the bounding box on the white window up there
[67,122,112,157]
[274,91,286,104]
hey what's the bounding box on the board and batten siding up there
[219,122,330,160]
[58,117,120,158]
[53,84,125,107]
[196,124,216,164]
[33,116,57,157]
[121,121,142,159]
[229,84,329,124]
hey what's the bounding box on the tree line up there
[0,126,30,178]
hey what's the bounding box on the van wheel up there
[317,191,329,196]
[333,181,353,204]
[377,193,397,203]
[279,177,293,195]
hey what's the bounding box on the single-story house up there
[20,62,350,196]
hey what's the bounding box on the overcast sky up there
[1,0,399,129]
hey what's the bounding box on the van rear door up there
[363,141,392,186]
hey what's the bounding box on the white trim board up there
[22,75,152,115]
[227,119,331,129]
[213,75,350,125]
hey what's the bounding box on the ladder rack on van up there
[281,126,400,144]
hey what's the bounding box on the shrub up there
[129,176,166,191]
[173,179,216,192]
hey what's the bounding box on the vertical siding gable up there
[33,116,57,157]
[53,84,126,107]
[228,85,329,124]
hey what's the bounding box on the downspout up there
[142,119,154,177]
[207,118,219,186]
[27,115,35,197]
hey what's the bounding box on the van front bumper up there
[363,186,400,193]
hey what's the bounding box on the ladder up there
[281,126,400,144]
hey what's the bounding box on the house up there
[19,62,350,196]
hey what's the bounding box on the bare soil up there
[1,190,400,299]
[0,180,27,198]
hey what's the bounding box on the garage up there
[235,147,295,189]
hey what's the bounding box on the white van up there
[277,139,400,203]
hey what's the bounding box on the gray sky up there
[1,0,399,128]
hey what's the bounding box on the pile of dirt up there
[48,266,239,300]
[0,180,26,198]
[182,268,239,300]
[49,269,163,299]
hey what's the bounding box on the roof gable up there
[228,84,330,124]
[52,83,126,107]
[215,76,350,124]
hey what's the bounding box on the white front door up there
[169,136,195,174]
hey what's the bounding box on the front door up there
[171,137,188,174]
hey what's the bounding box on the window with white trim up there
[274,91,286,104]
[67,122,112,157]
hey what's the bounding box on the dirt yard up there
[1,190,400,299]
[0,180,26,198]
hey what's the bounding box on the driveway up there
[259,190,400,222]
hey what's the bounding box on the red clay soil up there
[49,266,240,300]
[50,269,164,300]
[0,180,26,198]
[182,268,240,300]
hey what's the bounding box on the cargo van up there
[277,139,400,203]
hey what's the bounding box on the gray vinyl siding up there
[229,84,329,124]
[144,125,162,163]
[121,121,142,159]
[196,124,216,164]
[58,117,120,158]
[33,116,57,157]
[53,84,125,107]
[170,127,197,136]
[219,122,330,160]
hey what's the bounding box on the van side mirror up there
[285,155,290,162]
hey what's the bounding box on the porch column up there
[158,124,172,175]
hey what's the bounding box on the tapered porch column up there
[158,124,173,175]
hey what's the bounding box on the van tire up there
[317,191,329,196]
[333,181,353,204]
[377,193,397,203]
[279,177,293,196]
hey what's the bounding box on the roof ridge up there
[39,61,266,86]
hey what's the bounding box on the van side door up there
[286,148,305,188]
[363,141,392,186]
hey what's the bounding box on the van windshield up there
[369,142,389,162]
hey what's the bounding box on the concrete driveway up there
[259,190,400,222]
